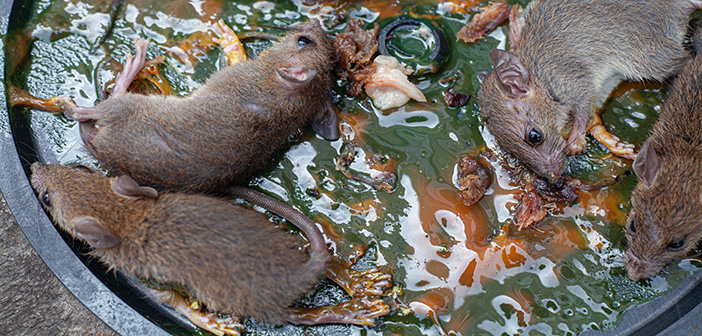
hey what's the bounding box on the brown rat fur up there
[29,163,328,324]
[69,19,337,193]
[477,0,699,182]
[625,49,702,281]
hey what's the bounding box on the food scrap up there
[334,18,380,97]
[336,144,397,193]
[455,153,491,206]
[364,55,427,110]
[514,190,548,230]
[533,177,578,204]
[442,77,470,107]
[456,2,511,43]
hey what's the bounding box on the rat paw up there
[189,307,245,336]
[326,258,394,302]
[148,288,245,336]
[566,134,587,155]
[343,267,394,300]
[112,38,150,96]
[197,312,244,336]
[285,297,390,326]
[212,19,247,65]
[53,97,104,122]
[589,124,636,159]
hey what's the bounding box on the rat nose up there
[625,253,656,281]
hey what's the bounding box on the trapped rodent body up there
[477,0,700,182]
[62,19,338,193]
[30,163,328,323]
[626,49,702,281]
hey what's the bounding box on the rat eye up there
[39,191,52,208]
[525,128,543,147]
[629,220,636,234]
[297,36,313,48]
[667,239,685,250]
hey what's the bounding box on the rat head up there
[30,163,158,249]
[625,140,702,280]
[477,49,570,182]
[259,18,334,90]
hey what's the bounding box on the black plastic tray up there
[1,0,701,335]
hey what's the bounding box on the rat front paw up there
[212,19,247,65]
[566,134,587,155]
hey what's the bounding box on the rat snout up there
[29,162,44,187]
[540,154,566,184]
[30,162,41,174]
[625,252,660,281]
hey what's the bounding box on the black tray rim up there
[1,0,701,335]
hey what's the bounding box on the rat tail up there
[227,185,330,262]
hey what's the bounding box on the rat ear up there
[311,101,339,140]
[112,175,159,199]
[70,216,121,249]
[633,140,661,187]
[276,67,317,86]
[489,49,530,99]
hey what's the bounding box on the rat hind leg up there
[111,38,150,96]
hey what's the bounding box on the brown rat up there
[29,162,328,323]
[477,0,700,182]
[60,19,338,193]
[625,49,702,281]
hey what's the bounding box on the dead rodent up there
[625,51,702,281]
[477,0,699,182]
[65,19,338,193]
[29,163,328,323]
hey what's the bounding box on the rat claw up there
[372,280,392,288]
[365,289,386,296]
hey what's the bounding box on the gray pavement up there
[0,190,116,335]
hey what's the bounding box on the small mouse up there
[625,49,702,281]
[477,0,700,182]
[29,162,328,323]
[59,19,338,193]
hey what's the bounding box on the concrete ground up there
[0,190,116,335]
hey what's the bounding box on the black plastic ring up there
[378,17,449,64]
